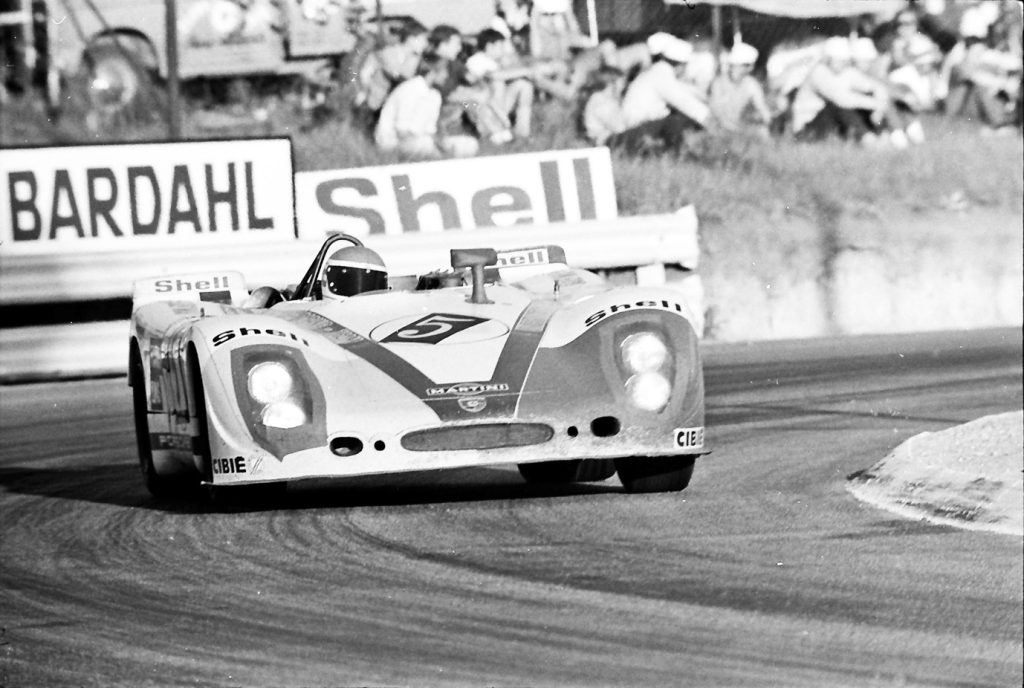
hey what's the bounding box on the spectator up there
[375,55,478,159]
[466,28,537,139]
[849,37,917,147]
[580,66,628,145]
[619,36,713,152]
[428,24,512,146]
[887,8,937,71]
[708,41,771,137]
[685,42,720,97]
[493,0,531,55]
[428,24,469,99]
[529,0,589,62]
[943,6,1021,133]
[599,35,658,78]
[355,20,429,127]
[879,8,943,114]
[791,37,889,144]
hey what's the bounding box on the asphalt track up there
[1,329,1021,688]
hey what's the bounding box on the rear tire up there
[615,456,696,494]
[131,344,194,498]
[517,459,616,484]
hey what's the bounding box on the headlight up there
[625,372,671,412]
[247,361,293,404]
[232,347,325,459]
[261,401,307,429]
[621,332,669,373]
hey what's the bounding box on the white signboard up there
[1,138,295,255]
[294,147,618,238]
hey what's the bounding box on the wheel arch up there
[185,341,214,482]
[128,336,142,387]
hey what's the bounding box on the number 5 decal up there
[381,313,489,344]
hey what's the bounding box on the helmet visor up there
[324,265,388,297]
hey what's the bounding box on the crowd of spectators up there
[343,0,1022,159]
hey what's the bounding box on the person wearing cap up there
[708,41,771,136]
[791,36,889,143]
[618,35,713,152]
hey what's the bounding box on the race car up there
[129,233,706,501]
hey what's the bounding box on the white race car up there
[129,234,706,501]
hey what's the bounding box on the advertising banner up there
[294,147,618,238]
[1,138,295,255]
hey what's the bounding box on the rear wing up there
[132,271,249,310]
[493,245,567,282]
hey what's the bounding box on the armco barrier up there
[0,208,699,305]
[0,208,701,381]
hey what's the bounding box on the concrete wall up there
[697,208,1023,341]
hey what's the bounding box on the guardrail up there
[0,208,701,381]
[1,208,698,305]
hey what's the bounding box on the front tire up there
[517,459,616,484]
[615,456,696,494]
[131,344,194,498]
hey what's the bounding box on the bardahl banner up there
[1,138,295,255]
[294,147,617,237]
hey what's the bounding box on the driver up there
[321,245,389,299]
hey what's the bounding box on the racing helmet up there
[321,245,388,299]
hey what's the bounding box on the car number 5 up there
[395,314,483,340]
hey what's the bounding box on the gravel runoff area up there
[848,411,1024,536]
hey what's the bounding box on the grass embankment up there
[8,93,1019,222]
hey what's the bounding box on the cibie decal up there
[674,427,705,450]
[380,313,488,345]
[212,456,247,474]
[458,397,487,413]
[426,382,509,397]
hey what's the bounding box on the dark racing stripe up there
[275,305,559,421]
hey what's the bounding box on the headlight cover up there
[247,361,294,405]
[620,332,669,373]
[625,371,672,412]
[261,401,307,429]
[230,345,327,459]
